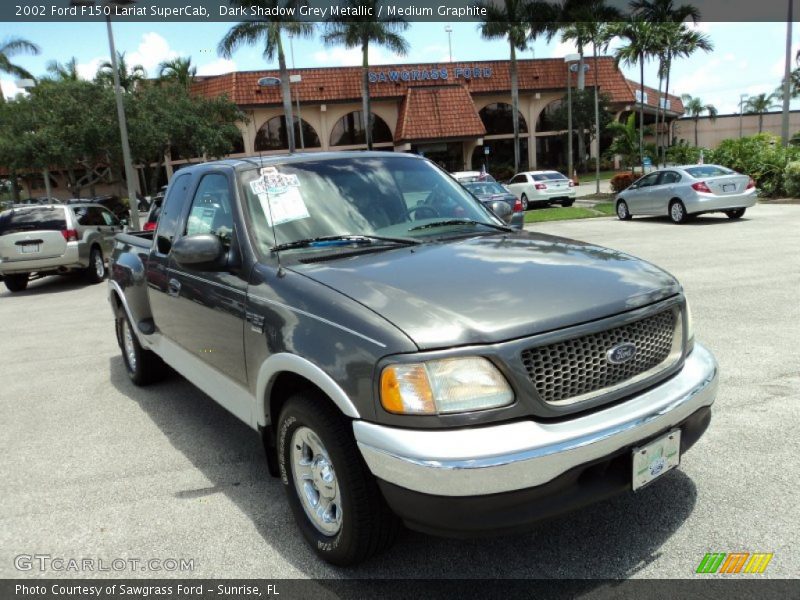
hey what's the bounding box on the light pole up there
[739,93,749,138]
[70,0,140,229]
[289,74,304,150]
[16,78,53,202]
[565,54,579,184]
[781,0,793,147]
[445,26,453,62]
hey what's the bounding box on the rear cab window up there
[0,207,68,236]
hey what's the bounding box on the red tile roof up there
[395,85,486,142]
[191,57,684,115]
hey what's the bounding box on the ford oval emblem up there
[607,342,637,365]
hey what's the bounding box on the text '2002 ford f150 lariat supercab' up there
[108,152,718,566]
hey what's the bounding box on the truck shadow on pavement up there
[109,356,698,581]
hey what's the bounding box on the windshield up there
[464,182,507,196]
[239,156,501,251]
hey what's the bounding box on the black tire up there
[725,208,746,219]
[669,200,688,224]
[521,194,529,211]
[4,274,29,292]
[85,246,106,284]
[277,392,400,566]
[561,199,574,207]
[616,200,633,220]
[115,312,165,386]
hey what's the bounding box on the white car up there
[506,171,576,210]
[614,164,757,224]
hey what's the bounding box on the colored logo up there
[606,342,637,365]
[696,552,773,574]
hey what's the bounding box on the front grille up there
[521,309,680,406]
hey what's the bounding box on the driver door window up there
[184,173,234,247]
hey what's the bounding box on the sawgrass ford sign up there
[369,66,493,84]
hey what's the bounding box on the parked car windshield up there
[683,165,735,178]
[463,182,508,196]
[239,156,500,250]
[0,207,67,235]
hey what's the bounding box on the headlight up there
[380,357,514,415]
[685,297,695,345]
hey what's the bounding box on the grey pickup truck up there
[109,152,718,566]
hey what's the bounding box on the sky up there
[2,21,798,115]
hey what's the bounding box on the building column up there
[463,139,480,170]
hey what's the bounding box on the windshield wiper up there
[271,234,420,252]
[408,219,513,233]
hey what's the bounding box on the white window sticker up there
[258,186,310,226]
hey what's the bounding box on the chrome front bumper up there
[354,342,717,497]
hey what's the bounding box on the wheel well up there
[669,197,683,206]
[263,372,338,477]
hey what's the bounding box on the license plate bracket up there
[19,244,40,254]
[632,429,681,491]
[723,184,735,192]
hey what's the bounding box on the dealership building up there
[190,56,684,174]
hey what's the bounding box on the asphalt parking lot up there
[1,203,798,580]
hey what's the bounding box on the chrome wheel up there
[670,202,684,223]
[94,252,105,278]
[122,318,137,372]
[617,202,628,219]
[291,426,342,536]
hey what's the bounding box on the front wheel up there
[85,246,106,284]
[669,200,688,224]
[561,199,574,208]
[278,392,400,566]
[725,208,746,219]
[616,200,633,221]
[4,273,29,292]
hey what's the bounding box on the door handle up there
[168,278,181,297]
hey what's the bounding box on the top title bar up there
[3,0,798,22]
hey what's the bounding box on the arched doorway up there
[254,116,321,152]
[329,111,393,147]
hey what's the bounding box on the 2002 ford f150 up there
[108,152,718,566]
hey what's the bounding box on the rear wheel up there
[116,312,165,386]
[616,200,632,221]
[669,200,688,224]
[4,274,29,292]
[85,246,106,284]
[521,194,529,211]
[561,199,574,207]
[278,392,400,566]
[725,208,746,219]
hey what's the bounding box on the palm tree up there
[557,0,622,189]
[612,17,660,171]
[0,36,40,103]
[45,57,80,82]
[652,24,712,164]
[476,0,556,173]
[219,1,313,153]
[681,94,717,146]
[158,57,197,89]
[607,112,653,171]
[323,0,409,151]
[745,93,779,133]
[95,52,147,93]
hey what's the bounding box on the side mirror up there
[172,234,225,270]
[487,200,512,223]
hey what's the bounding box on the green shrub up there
[610,172,636,192]
[666,141,704,166]
[784,161,800,198]
[706,133,787,197]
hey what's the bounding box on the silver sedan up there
[615,164,757,224]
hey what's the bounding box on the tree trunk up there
[661,53,672,166]
[10,168,20,202]
[639,53,645,173]
[0,82,5,104]
[759,113,764,133]
[276,33,295,153]
[362,39,372,150]
[577,43,585,91]
[694,118,699,147]
[593,41,601,194]
[510,42,520,173]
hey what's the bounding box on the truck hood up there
[289,232,680,350]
